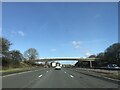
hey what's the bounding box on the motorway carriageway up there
[2,68,119,88]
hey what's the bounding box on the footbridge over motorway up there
[35,57,99,68]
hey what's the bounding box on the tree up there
[0,37,12,57]
[0,37,12,53]
[95,43,120,67]
[96,52,106,67]
[88,55,96,58]
[104,43,120,65]
[10,50,23,61]
[0,37,12,67]
[24,48,39,60]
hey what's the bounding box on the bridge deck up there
[35,58,99,62]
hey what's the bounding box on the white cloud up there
[85,52,91,57]
[72,41,82,49]
[72,40,93,57]
[18,31,25,36]
[11,30,25,37]
[51,49,57,52]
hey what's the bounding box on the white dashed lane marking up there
[46,71,48,73]
[70,75,74,78]
[38,75,42,78]
[62,70,75,78]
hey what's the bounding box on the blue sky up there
[2,2,118,64]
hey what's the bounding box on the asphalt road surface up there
[2,68,119,88]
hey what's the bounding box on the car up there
[107,64,120,69]
[55,66,61,70]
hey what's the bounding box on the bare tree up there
[24,48,39,60]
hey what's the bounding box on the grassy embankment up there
[1,61,43,75]
[93,70,120,80]
[79,68,120,80]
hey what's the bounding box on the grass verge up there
[1,66,42,76]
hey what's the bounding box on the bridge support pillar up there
[90,61,92,68]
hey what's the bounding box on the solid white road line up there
[70,75,74,78]
[2,70,34,77]
[38,75,42,78]
[2,68,46,77]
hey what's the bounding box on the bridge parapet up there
[35,57,99,62]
